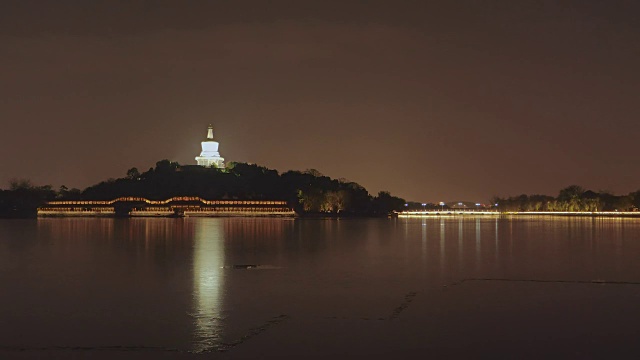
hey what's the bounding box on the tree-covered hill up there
[0,160,406,217]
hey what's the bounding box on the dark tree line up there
[0,179,59,218]
[0,160,406,217]
[494,185,640,212]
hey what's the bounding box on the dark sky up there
[1,0,639,202]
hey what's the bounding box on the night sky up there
[1,0,639,203]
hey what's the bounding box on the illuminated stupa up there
[195,124,225,168]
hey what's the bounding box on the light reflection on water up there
[2,216,640,355]
[191,220,225,353]
[190,218,292,352]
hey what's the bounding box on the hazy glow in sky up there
[1,1,639,202]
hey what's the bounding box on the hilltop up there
[0,160,405,218]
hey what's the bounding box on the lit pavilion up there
[195,125,225,168]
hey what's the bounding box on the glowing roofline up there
[46,197,288,206]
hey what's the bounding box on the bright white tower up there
[195,124,225,168]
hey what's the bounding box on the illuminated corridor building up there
[195,125,225,168]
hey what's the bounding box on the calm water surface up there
[2,217,640,358]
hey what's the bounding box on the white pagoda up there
[195,124,225,168]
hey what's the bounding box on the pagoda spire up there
[196,124,225,168]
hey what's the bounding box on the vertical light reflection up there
[439,218,445,278]
[404,217,409,240]
[589,217,595,252]
[509,217,513,257]
[614,219,623,272]
[458,218,463,265]
[495,218,499,261]
[475,218,481,271]
[192,219,225,353]
[37,218,115,248]
[421,217,427,260]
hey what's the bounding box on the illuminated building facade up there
[37,197,296,217]
[195,125,225,168]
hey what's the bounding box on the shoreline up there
[3,212,640,219]
[399,211,640,218]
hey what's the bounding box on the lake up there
[2,216,640,359]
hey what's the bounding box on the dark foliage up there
[0,179,57,218]
[494,185,640,212]
[0,161,406,217]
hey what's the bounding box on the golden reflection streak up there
[494,218,499,262]
[192,219,225,353]
[475,218,481,271]
[439,218,445,279]
[458,218,464,267]
[421,217,427,261]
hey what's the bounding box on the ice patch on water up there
[221,264,283,270]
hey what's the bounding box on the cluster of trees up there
[0,179,59,217]
[494,185,640,212]
[0,160,406,217]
